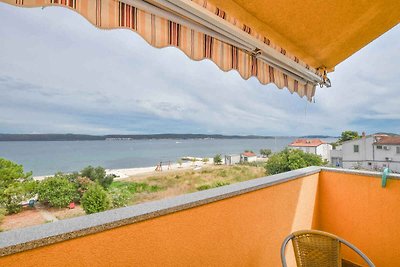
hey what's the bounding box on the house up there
[339,133,400,172]
[241,152,257,163]
[224,154,240,165]
[288,139,332,162]
[330,146,343,167]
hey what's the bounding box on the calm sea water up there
[0,138,336,176]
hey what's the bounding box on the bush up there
[38,177,78,208]
[265,148,325,175]
[0,158,35,214]
[81,166,114,189]
[108,187,131,208]
[81,184,111,214]
[75,177,95,198]
[213,154,222,165]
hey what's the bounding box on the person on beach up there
[155,161,163,171]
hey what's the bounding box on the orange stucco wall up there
[315,171,400,267]
[0,174,319,267]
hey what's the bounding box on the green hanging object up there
[382,167,390,188]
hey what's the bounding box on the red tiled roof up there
[289,139,325,147]
[374,136,400,145]
[242,152,256,157]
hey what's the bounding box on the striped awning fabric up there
[4,0,322,100]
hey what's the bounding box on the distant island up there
[0,133,277,141]
[0,133,340,142]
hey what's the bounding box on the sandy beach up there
[33,157,214,180]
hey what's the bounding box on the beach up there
[33,157,214,180]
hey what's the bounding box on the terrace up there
[1,1,398,266]
[1,167,399,266]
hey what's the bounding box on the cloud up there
[0,3,399,135]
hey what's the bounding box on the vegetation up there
[81,184,111,214]
[81,166,114,189]
[260,148,272,157]
[74,177,95,198]
[38,177,79,208]
[213,154,223,165]
[109,181,160,194]
[202,157,209,164]
[339,131,359,143]
[108,187,131,208]
[265,148,326,175]
[0,158,36,214]
[196,181,230,191]
[331,130,360,149]
[0,207,5,231]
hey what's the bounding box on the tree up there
[260,149,272,158]
[0,158,35,214]
[213,154,222,165]
[339,131,359,143]
[265,149,325,175]
[81,166,114,189]
[202,157,209,164]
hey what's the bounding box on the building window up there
[377,145,382,149]
[354,145,359,153]
[397,147,400,154]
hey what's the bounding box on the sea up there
[0,138,337,176]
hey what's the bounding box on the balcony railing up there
[0,167,399,266]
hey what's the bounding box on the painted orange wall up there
[0,174,318,267]
[315,171,400,267]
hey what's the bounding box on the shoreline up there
[33,158,214,181]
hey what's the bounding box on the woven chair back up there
[292,231,341,267]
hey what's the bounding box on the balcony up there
[0,167,399,266]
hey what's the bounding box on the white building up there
[241,152,257,163]
[225,154,241,165]
[337,133,400,172]
[288,139,332,162]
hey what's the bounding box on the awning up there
[3,0,399,101]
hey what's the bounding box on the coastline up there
[33,158,214,180]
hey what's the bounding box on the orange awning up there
[206,0,400,71]
[2,0,399,101]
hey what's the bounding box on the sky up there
[0,3,399,136]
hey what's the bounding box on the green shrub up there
[213,181,230,187]
[81,184,111,214]
[75,177,95,198]
[0,158,35,214]
[213,154,222,165]
[265,148,325,175]
[196,184,212,191]
[108,187,131,208]
[81,166,114,189]
[38,177,78,208]
[196,181,230,191]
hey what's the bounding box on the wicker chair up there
[281,230,375,267]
